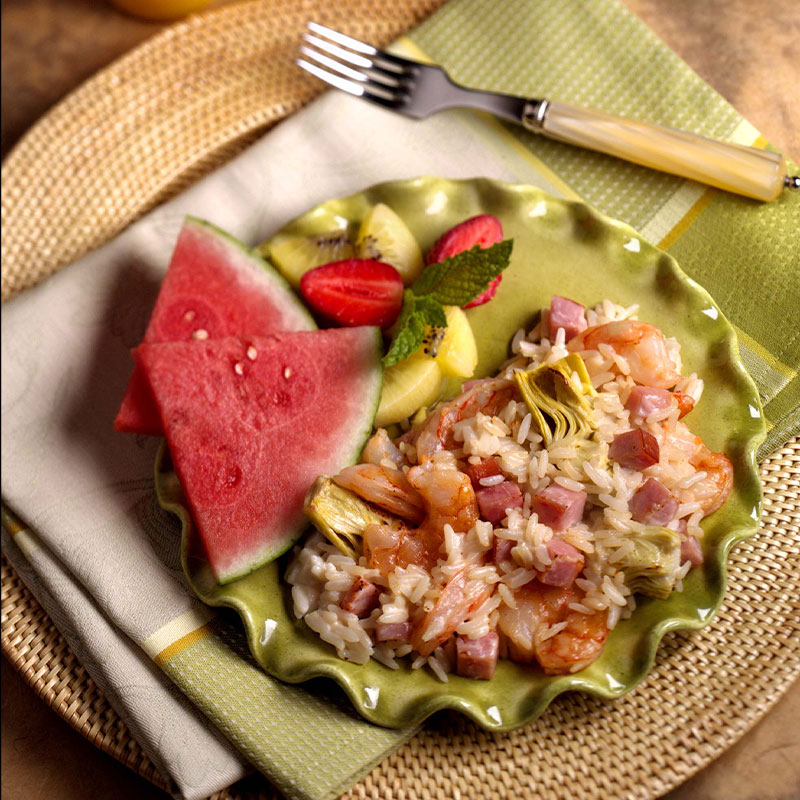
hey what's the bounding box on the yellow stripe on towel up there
[142,607,215,665]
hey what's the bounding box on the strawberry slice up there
[425,214,504,309]
[299,258,404,329]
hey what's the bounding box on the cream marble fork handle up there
[523,100,792,201]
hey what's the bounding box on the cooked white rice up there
[288,300,714,680]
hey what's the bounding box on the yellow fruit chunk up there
[356,204,423,285]
[262,231,354,287]
[375,357,443,427]
[434,306,478,378]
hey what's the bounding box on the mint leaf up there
[383,291,447,367]
[411,239,513,306]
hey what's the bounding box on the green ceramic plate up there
[156,177,765,731]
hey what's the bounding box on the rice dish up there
[287,297,732,681]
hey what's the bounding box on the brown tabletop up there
[2,1,799,799]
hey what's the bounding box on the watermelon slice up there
[136,328,383,583]
[115,217,315,435]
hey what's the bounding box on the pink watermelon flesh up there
[115,217,315,435]
[136,327,383,583]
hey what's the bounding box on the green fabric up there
[408,0,799,458]
[162,621,414,800]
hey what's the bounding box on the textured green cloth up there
[407,0,799,457]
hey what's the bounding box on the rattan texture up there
[2,2,799,799]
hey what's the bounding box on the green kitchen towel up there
[2,2,798,800]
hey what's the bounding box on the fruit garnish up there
[356,203,424,285]
[263,231,354,287]
[384,240,513,366]
[299,259,404,329]
[431,305,478,378]
[375,355,443,427]
[425,215,505,308]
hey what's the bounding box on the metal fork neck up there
[522,99,550,131]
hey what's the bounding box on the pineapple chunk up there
[356,203,423,285]
[435,305,478,378]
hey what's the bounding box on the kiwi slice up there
[355,203,423,285]
[375,356,443,427]
[261,231,354,287]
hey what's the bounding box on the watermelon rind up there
[213,326,384,584]
[183,216,317,333]
[115,216,317,434]
[141,327,384,585]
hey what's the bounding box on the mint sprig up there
[382,239,513,366]
[384,292,447,367]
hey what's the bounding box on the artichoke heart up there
[619,526,682,600]
[304,476,401,559]
[515,353,596,446]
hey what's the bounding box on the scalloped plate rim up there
[155,176,765,731]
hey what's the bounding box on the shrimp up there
[333,464,425,524]
[662,423,734,516]
[568,320,681,389]
[362,523,441,574]
[406,463,479,534]
[412,378,517,462]
[497,582,608,674]
[361,428,406,468]
[687,444,734,515]
[411,568,494,657]
[360,463,480,573]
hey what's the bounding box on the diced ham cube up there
[374,621,412,643]
[625,385,673,418]
[532,485,587,531]
[341,577,380,618]
[463,457,502,490]
[455,632,500,680]
[680,534,704,566]
[629,478,678,525]
[540,539,584,587]
[549,296,588,342]
[492,537,515,566]
[609,429,660,470]
[625,385,695,420]
[476,481,523,524]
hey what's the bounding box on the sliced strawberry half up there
[425,214,504,309]
[299,258,404,329]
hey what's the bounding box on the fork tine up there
[306,22,377,56]
[305,22,418,74]
[300,42,403,88]
[296,58,402,105]
[302,33,373,70]
[296,58,364,97]
[298,45,368,85]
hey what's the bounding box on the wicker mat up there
[2,2,800,799]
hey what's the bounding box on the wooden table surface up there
[2,1,799,799]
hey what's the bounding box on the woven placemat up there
[2,2,799,799]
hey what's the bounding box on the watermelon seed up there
[246,346,258,361]
[234,362,244,376]
[283,367,292,379]
[183,310,196,322]
[192,328,209,340]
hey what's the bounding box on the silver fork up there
[297,22,798,202]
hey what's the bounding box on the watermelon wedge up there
[115,217,315,435]
[136,328,383,583]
